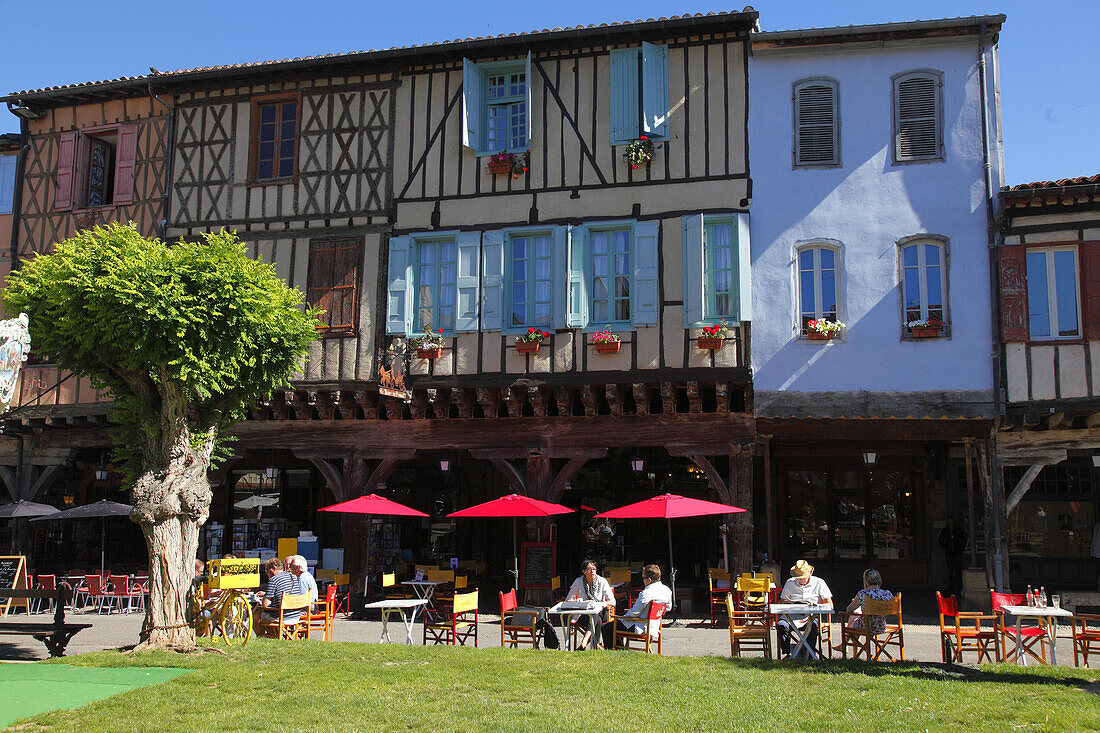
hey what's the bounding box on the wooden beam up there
[997,448,1067,466]
[489,458,525,494]
[549,450,607,498]
[632,383,650,415]
[997,428,1100,451]
[686,454,726,495]
[1006,463,1044,515]
[761,434,774,560]
[363,458,406,495]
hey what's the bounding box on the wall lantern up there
[264,466,280,480]
[62,494,75,506]
[440,459,450,472]
[630,458,645,472]
[862,451,878,466]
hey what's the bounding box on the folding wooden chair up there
[937,591,999,664]
[306,584,337,641]
[724,593,770,658]
[991,591,1050,664]
[613,601,666,654]
[708,568,731,626]
[424,589,479,646]
[499,589,540,648]
[840,593,905,661]
[1072,614,1100,668]
[257,592,312,640]
[333,573,351,617]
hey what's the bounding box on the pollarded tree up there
[2,223,319,648]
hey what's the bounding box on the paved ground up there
[0,610,1084,667]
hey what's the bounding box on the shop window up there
[1026,246,1080,340]
[54,124,139,211]
[1004,464,1095,560]
[249,95,299,183]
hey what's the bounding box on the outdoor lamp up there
[440,459,450,472]
[264,466,279,480]
[94,468,108,481]
[1092,455,1100,468]
[862,451,878,466]
[63,494,75,506]
[630,458,644,472]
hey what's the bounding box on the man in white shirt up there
[777,559,832,659]
[287,555,318,603]
[600,564,672,649]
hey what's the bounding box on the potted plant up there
[697,319,728,350]
[487,150,529,179]
[907,317,944,338]
[409,326,446,359]
[515,327,549,354]
[592,326,621,354]
[624,135,655,171]
[805,318,844,340]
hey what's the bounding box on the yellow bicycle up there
[190,558,261,646]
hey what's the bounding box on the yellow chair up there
[612,601,666,654]
[425,589,479,646]
[724,593,770,658]
[315,568,337,582]
[708,568,731,626]
[382,572,409,600]
[841,593,905,661]
[257,592,312,640]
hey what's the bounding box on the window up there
[249,95,299,182]
[682,214,751,327]
[609,43,669,145]
[386,232,481,336]
[797,244,839,333]
[793,79,838,166]
[0,154,16,215]
[900,239,948,331]
[53,124,138,211]
[462,54,532,154]
[508,232,552,328]
[590,227,632,323]
[567,221,659,330]
[893,71,942,163]
[307,238,361,337]
[1026,247,1080,340]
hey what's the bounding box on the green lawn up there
[5,640,1099,732]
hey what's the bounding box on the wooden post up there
[762,435,775,562]
[728,444,753,575]
[963,440,978,567]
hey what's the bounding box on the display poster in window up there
[0,555,30,616]
[520,542,555,590]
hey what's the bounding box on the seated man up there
[254,556,303,635]
[288,555,318,603]
[777,559,833,659]
[600,564,672,649]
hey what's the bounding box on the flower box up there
[806,331,834,341]
[594,340,621,354]
[910,326,942,339]
[416,346,443,359]
[487,159,512,175]
[516,340,541,354]
[697,337,725,350]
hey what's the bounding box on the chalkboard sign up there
[520,542,555,590]
[0,555,29,615]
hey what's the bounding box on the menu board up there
[520,542,555,590]
[0,555,29,615]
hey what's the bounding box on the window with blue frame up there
[590,227,632,323]
[0,154,16,215]
[682,214,751,327]
[704,219,737,319]
[609,43,669,145]
[416,238,458,333]
[387,232,481,336]
[798,245,839,332]
[509,232,552,328]
[463,54,532,154]
[900,240,948,330]
[1026,247,1080,340]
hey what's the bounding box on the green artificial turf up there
[3,639,1098,732]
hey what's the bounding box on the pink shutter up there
[998,245,1028,342]
[1081,242,1100,340]
[54,131,78,211]
[112,123,139,204]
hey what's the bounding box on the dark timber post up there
[728,444,753,574]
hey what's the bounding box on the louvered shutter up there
[0,155,16,215]
[1082,243,1100,340]
[480,230,505,331]
[736,214,752,322]
[112,123,139,205]
[632,221,660,327]
[386,235,413,335]
[795,82,837,165]
[682,215,705,326]
[462,59,485,152]
[551,225,569,330]
[567,225,588,328]
[641,42,669,140]
[454,231,481,332]
[998,244,1028,342]
[895,73,940,161]
[609,48,640,145]
[54,131,78,211]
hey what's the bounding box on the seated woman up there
[843,568,894,634]
[566,559,616,650]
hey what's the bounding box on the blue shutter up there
[682,215,704,326]
[566,225,588,328]
[551,225,569,330]
[462,59,484,152]
[632,221,660,327]
[736,214,752,322]
[454,231,481,332]
[481,230,505,331]
[641,42,669,139]
[0,155,15,215]
[609,48,639,145]
[386,235,413,335]
[524,51,533,150]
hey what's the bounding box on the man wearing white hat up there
[777,559,833,659]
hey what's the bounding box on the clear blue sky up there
[1,0,1093,185]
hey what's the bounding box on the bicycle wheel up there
[219,594,253,646]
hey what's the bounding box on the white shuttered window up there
[893,71,942,162]
[794,80,838,166]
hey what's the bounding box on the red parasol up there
[319,494,428,517]
[596,494,745,618]
[448,494,574,586]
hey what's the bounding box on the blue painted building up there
[747,17,1005,590]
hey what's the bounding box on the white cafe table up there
[769,603,834,660]
[548,600,608,650]
[401,580,447,602]
[999,605,1073,666]
[362,598,430,645]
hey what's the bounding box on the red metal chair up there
[83,574,108,614]
[33,574,57,615]
[937,591,999,663]
[105,575,139,614]
[991,591,1050,664]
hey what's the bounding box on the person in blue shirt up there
[599,564,672,649]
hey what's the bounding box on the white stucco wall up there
[748,39,1000,400]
